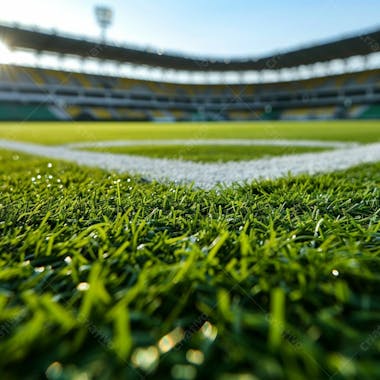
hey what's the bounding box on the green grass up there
[82,144,330,162]
[0,120,379,145]
[1,146,380,380]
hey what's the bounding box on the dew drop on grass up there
[77,282,90,291]
[45,361,63,379]
[64,256,72,264]
[131,346,159,371]
[186,349,204,365]
[158,327,184,353]
[200,321,218,341]
[171,364,197,380]
[332,269,340,277]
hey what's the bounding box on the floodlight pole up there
[95,6,113,44]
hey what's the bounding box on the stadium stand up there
[359,105,380,119]
[0,23,379,121]
[0,102,56,121]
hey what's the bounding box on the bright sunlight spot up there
[0,40,12,64]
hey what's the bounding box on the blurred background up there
[0,0,379,122]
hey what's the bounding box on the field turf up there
[0,120,379,144]
[0,121,379,380]
[81,144,330,162]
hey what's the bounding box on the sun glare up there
[0,40,11,64]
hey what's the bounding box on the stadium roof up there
[0,23,379,71]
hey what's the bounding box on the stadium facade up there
[0,23,379,121]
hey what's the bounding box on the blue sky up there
[1,0,379,57]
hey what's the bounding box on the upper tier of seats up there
[1,64,379,98]
[0,64,379,121]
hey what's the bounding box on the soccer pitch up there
[0,121,379,379]
[1,120,379,144]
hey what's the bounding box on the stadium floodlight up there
[95,5,113,43]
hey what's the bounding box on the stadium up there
[1,22,380,122]
[0,1,379,379]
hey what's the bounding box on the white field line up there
[66,139,358,149]
[0,139,379,189]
